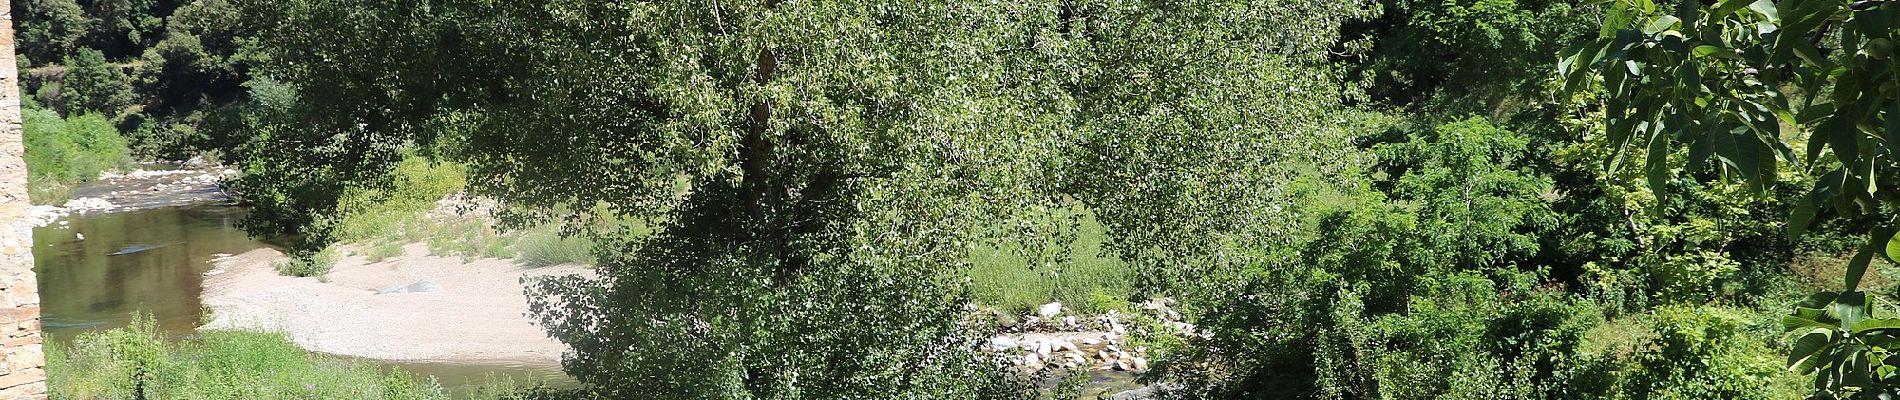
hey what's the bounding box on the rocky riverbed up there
[19,165,235,230]
[978,299,1198,399]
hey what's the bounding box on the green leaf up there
[1789,176,1834,240]
[1801,291,1842,309]
[1842,345,1874,387]
[1828,116,1863,171]
[1885,100,1900,151]
[1851,318,1900,334]
[1692,45,1742,59]
[1836,291,1870,328]
[1714,0,1757,18]
[1789,330,1835,373]
[1645,126,1672,210]
[1749,0,1779,22]
[1644,15,1682,35]
[1788,313,1842,333]
[1887,230,1900,264]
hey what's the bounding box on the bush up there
[515,226,594,267]
[47,315,448,400]
[61,48,133,116]
[1612,306,1803,399]
[364,240,405,263]
[329,156,468,243]
[24,108,135,204]
[273,246,337,277]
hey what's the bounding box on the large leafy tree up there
[232,0,1086,397]
[62,47,133,116]
[14,0,93,65]
[1564,0,1900,395]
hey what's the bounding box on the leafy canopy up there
[1563,0,1900,394]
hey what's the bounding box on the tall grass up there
[330,155,468,244]
[23,108,135,204]
[967,206,1133,315]
[514,226,594,268]
[48,316,448,400]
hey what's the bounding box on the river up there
[31,183,570,396]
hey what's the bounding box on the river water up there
[32,200,569,396]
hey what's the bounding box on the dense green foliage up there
[1563,0,1900,395]
[23,0,1891,397]
[23,107,133,204]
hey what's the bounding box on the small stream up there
[32,177,570,397]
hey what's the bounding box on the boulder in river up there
[376,280,443,294]
[988,336,1018,352]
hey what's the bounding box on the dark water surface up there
[34,205,254,340]
[32,203,570,397]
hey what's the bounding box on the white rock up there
[1062,315,1077,327]
[64,197,115,212]
[1023,353,1040,366]
[74,233,84,240]
[1141,299,1165,312]
[1036,340,1053,358]
[988,336,1019,352]
[1058,340,1079,353]
[1038,302,1063,318]
[1081,338,1101,346]
[1115,359,1134,371]
[1130,357,1148,371]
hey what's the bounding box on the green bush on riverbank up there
[47,317,446,400]
[968,207,1133,316]
[23,108,134,204]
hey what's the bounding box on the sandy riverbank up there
[198,243,589,366]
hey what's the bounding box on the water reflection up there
[31,204,573,397]
[33,205,258,341]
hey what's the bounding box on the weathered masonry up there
[0,2,48,398]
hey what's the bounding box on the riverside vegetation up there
[15,0,1899,399]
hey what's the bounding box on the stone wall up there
[0,2,49,399]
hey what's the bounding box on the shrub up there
[330,156,467,243]
[365,240,405,263]
[1613,306,1803,399]
[23,108,135,204]
[274,246,337,277]
[515,226,594,267]
[47,314,448,399]
[61,48,134,116]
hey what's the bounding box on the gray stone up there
[1037,302,1063,318]
[376,280,442,295]
[987,336,1018,352]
